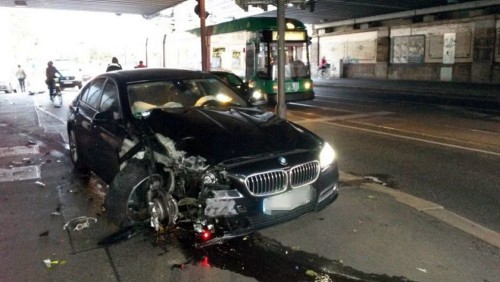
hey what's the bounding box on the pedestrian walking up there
[106,57,122,72]
[16,65,27,92]
[318,56,328,77]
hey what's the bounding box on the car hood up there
[144,107,321,164]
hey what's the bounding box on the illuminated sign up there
[272,31,306,41]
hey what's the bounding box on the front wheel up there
[105,159,154,228]
[54,93,62,108]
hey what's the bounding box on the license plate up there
[62,81,72,84]
[263,185,312,215]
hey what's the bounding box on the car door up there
[73,78,105,173]
[90,79,126,183]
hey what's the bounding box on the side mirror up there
[92,111,113,126]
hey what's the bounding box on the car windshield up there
[128,78,248,115]
[214,72,244,88]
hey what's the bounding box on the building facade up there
[311,5,500,84]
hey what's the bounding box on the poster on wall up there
[443,33,456,64]
[391,35,425,64]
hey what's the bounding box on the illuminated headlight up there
[252,89,263,100]
[319,142,336,168]
[216,93,232,103]
[304,81,312,90]
[272,84,278,91]
[248,80,255,88]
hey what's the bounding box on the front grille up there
[245,170,287,196]
[290,161,320,188]
[244,161,320,197]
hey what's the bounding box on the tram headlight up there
[304,81,312,90]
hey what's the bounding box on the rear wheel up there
[68,128,88,173]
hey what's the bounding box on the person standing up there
[319,56,328,77]
[16,65,27,92]
[134,60,147,68]
[106,57,122,72]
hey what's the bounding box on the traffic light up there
[194,0,210,19]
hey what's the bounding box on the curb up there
[314,81,498,102]
[339,171,500,249]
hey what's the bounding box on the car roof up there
[100,68,215,84]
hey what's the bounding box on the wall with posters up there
[313,11,498,83]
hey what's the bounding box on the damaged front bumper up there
[197,163,339,247]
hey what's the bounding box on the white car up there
[0,79,15,93]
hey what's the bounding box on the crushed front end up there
[194,148,339,247]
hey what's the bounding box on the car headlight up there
[319,142,336,168]
[252,89,263,100]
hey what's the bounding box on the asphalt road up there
[1,88,499,282]
[287,86,500,232]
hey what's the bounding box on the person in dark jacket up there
[45,61,62,99]
[106,57,122,72]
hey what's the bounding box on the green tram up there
[190,17,314,103]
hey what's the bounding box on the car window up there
[85,78,105,109]
[128,78,247,115]
[100,80,121,119]
[79,84,91,102]
[226,74,243,87]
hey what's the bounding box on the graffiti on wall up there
[391,35,425,64]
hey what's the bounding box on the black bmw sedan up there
[67,68,339,246]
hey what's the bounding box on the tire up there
[68,128,89,173]
[54,94,62,108]
[105,159,152,228]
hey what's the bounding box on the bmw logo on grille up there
[278,156,288,166]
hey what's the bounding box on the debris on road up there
[63,216,97,232]
[416,268,427,273]
[43,259,66,268]
[35,181,46,187]
[98,224,146,246]
[39,230,49,237]
[363,175,387,186]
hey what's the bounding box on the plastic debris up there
[43,259,67,268]
[35,181,46,187]
[416,268,427,273]
[364,176,387,186]
[51,212,61,216]
[63,216,97,232]
[306,269,318,277]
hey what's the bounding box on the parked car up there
[67,68,339,246]
[0,79,15,93]
[58,67,83,90]
[210,70,267,105]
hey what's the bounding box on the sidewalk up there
[314,77,500,102]
[0,93,499,282]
